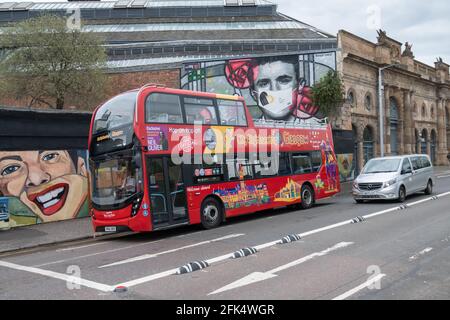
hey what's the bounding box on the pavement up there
[0,165,449,255]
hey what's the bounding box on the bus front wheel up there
[201,197,223,229]
[300,184,315,210]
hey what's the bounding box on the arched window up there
[363,126,374,163]
[364,93,372,111]
[414,129,420,154]
[422,103,427,118]
[430,104,435,119]
[446,107,450,128]
[431,130,437,164]
[390,97,399,155]
[421,129,428,155]
[347,89,356,108]
[446,107,450,151]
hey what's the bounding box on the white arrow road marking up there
[99,234,245,268]
[332,274,386,300]
[408,247,433,261]
[0,260,114,292]
[208,242,354,296]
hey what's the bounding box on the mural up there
[321,141,339,192]
[337,153,355,182]
[213,181,270,209]
[274,178,302,202]
[0,150,89,228]
[181,52,336,125]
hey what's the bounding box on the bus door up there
[147,157,188,228]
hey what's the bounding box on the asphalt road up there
[1,173,450,300]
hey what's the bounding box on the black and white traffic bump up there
[177,261,209,275]
[232,247,258,259]
[281,234,302,244]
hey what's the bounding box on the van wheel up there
[424,180,433,195]
[398,186,406,203]
[355,199,364,204]
[300,184,315,210]
[201,197,223,229]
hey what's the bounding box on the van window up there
[401,158,412,173]
[410,157,421,170]
[420,156,431,168]
[146,93,183,124]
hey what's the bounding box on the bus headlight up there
[131,197,142,217]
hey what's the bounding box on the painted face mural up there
[181,53,336,125]
[0,150,88,223]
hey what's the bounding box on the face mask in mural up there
[257,88,296,120]
[223,58,321,122]
[0,150,88,223]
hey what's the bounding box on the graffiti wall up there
[181,52,337,125]
[0,149,89,229]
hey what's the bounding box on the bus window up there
[226,158,253,181]
[292,153,313,174]
[183,97,218,125]
[311,151,322,172]
[277,153,291,175]
[93,91,137,134]
[192,164,224,185]
[146,93,183,124]
[217,99,247,126]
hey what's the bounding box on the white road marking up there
[0,260,114,292]
[332,274,386,300]
[98,234,245,268]
[208,242,354,295]
[56,242,109,252]
[103,191,450,290]
[437,174,450,179]
[34,239,165,267]
[408,247,433,261]
[116,268,180,288]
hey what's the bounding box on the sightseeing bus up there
[88,85,340,232]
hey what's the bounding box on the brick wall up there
[0,68,181,111]
[105,68,180,99]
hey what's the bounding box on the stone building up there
[335,30,450,175]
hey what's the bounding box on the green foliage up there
[311,70,345,118]
[0,14,108,109]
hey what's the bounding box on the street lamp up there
[378,63,403,157]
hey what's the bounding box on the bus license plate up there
[105,226,116,232]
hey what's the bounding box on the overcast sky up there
[277,0,450,66]
[13,0,450,66]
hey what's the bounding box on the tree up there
[0,14,107,109]
[311,70,345,118]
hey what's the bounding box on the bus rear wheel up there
[201,197,223,229]
[300,184,315,210]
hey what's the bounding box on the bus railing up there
[253,118,329,129]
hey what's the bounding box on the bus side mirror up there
[134,150,142,169]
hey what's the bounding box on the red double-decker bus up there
[88,85,340,232]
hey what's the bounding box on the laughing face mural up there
[0,150,88,223]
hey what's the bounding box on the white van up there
[352,155,434,203]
